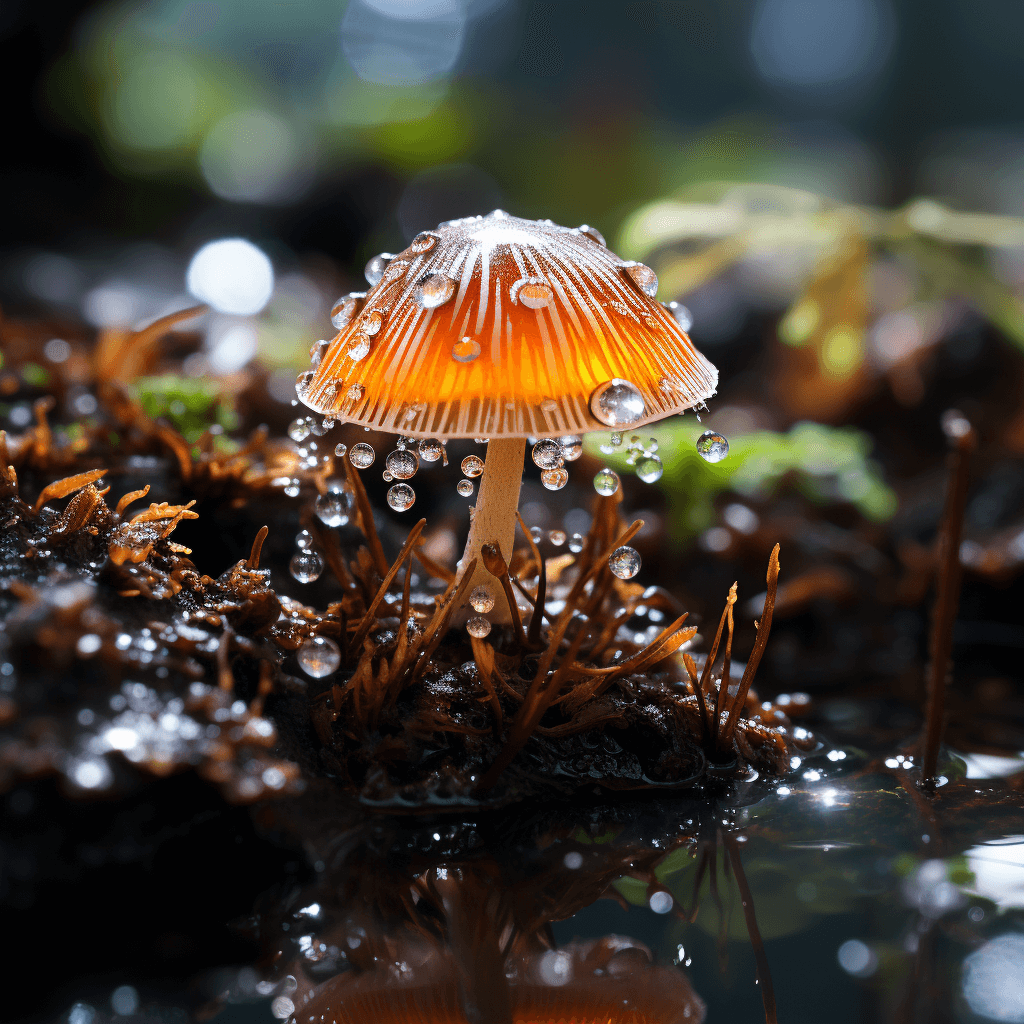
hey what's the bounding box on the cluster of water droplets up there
[288,480,357,585]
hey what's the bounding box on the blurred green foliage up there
[134,374,238,444]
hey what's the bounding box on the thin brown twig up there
[712,583,738,750]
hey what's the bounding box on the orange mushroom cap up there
[300,211,717,439]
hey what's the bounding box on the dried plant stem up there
[921,412,977,789]
[711,583,738,749]
[342,452,389,577]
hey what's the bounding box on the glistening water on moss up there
[588,419,897,539]
[133,373,239,444]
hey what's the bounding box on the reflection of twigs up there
[920,412,976,789]
[723,832,778,1024]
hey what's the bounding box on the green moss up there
[133,374,237,443]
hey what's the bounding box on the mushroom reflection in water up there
[300,211,717,619]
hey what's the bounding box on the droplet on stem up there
[466,616,492,639]
[469,585,495,613]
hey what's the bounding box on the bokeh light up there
[962,933,1024,1023]
[186,239,274,316]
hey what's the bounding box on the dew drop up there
[548,529,566,546]
[415,273,454,309]
[452,337,481,362]
[362,309,384,336]
[348,334,371,361]
[696,430,729,463]
[386,449,419,480]
[593,467,621,496]
[331,292,365,329]
[568,533,584,553]
[347,383,365,402]
[297,636,340,678]
[530,526,543,543]
[382,471,393,482]
[578,224,606,246]
[461,455,484,478]
[418,438,444,462]
[469,585,495,614]
[410,231,438,253]
[283,480,301,497]
[290,549,324,583]
[309,339,329,368]
[309,417,329,437]
[532,438,563,469]
[511,277,553,309]
[540,398,558,413]
[466,616,492,639]
[609,546,641,580]
[349,442,375,468]
[387,483,415,511]
[560,435,583,461]
[295,529,314,550]
[623,262,658,297]
[295,370,314,394]
[541,466,569,490]
[636,454,664,483]
[590,379,646,427]
[665,300,693,331]
[335,442,348,458]
[288,418,311,442]
[364,253,393,288]
[457,479,474,497]
[315,490,353,527]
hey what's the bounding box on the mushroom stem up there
[456,436,527,624]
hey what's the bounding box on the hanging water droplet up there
[636,455,664,483]
[349,442,375,468]
[290,549,324,583]
[577,224,606,246]
[347,383,365,402]
[511,277,553,309]
[362,309,384,336]
[297,636,340,678]
[335,442,348,458]
[452,337,480,362]
[348,334,371,361]
[623,262,658,297]
[665,300,693,332]
[548,529,566,546]
[466,616,492,639]
[309,417,329,437]
[608,546,641,580]
[283,480,301,497]
[457,479,474,497]
[418,438,444,462]
[295,370,314,395]
[529,526,543,543]
[645,437,659,454]
[331,292,365,329]
[315,490,353,527]
[559,435,583,461]
[568,533,584,554]
[696,430,729,463]
[386,449,419,480]
[295,529,314,550]
[288,418,311,442]
[364,253,393,288]
[541,466,569,490]
[415,273,454,309]
[532,438,563,469]
[382,471,393,482]
[387,483,415,511]
[461,455,484,477]
[469,585,495,614]
[410,231,438,253]
[309,339,329,368]
[590,379,646,427]
[593,467,621,496]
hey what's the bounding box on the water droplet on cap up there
[532,438,563,469]
[309,339,329,368]
[297,636,340,678]
[364,253,393,288]
[415,273,455,309]
[347,383,365,402]
[578,224,606,246]
[469,585,495,614]
[511,277,553,309]
[696,430,729,463]
[590,379,646,427]
[623,262,658,297]
[452,337,480,362]
[609,546,641,579]
[387,483,415,511]
[386,449,419,480]
[541,466,569,490]
[410,231,438,253]
[348,334,370,361]
[560,435,583,461]
[665,300,693,331]
[362,309,384,336]
[593,467,620,496]
[466,616,492,639]
[636,454,664,483]
[349,441,375,468]
[315,490,353,527]
[461,455,484,477]
[457,479,474,496]
[295,370,314,395]
[331,292,365,329]
[290,549,324,583]
[418,438,444,462]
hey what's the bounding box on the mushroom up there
[301,211,717,619]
